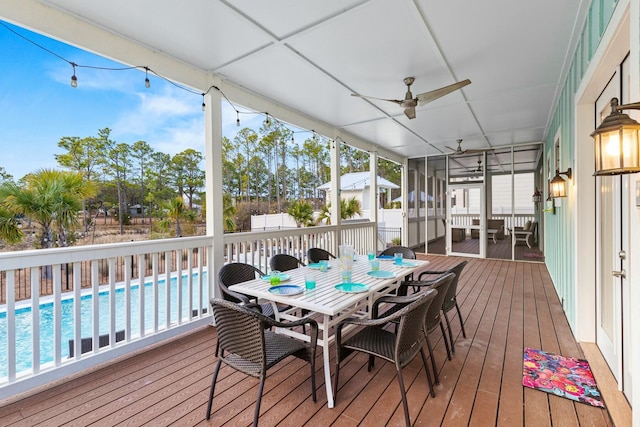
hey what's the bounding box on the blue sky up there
[0,20,266,181]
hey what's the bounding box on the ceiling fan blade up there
[404,107,416,119]
[351,93,403,105]
[416,79,471,106]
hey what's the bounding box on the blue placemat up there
[367,270,395,279]
[268,285,304,296]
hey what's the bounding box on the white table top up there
[229,256,430,317]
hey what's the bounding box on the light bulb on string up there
[264,113,271,126]
[70,63,78,88]
[236,111,240,127]
[201,93,206,111]
[144,67,150,88]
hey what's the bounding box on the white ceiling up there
[4,0,589,165]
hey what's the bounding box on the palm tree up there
[166,197,187,237]
[342,197,362,219]
[287,200,315,227]
[317,197,362,225]
[0,206,22,244]
[222,193,237,232]
[0,169,96,248]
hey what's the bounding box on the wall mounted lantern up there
[590,98,640,175]
[532,188,542,204]
[549,168,572,198]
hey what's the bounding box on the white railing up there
[222,222,376,272]
[0,222,375,396]
[450,214,535,232]
[223,225,338,272]
[0,236,213,397]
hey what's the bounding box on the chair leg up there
[206,360,223,420]
[396,369,411,427]
[367,355,375,372]
[420,347,435,398]
[310,358,317,402]
[455,302,467,338]
[254,378,266,427]
[425,334,439,385]
[440,321,452,361]
[442,310,455,355]
[333,358,341,406]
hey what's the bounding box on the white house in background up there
[317,172,399,210]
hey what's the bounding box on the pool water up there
[0,272,208,377]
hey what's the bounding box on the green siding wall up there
[543,0,619,331]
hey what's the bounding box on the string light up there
[0,20,322,140]
[70,63,77,88]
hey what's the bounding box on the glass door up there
[447,183,484,257]
[595,69,632,400]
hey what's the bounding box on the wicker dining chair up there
[406,272,454,385]
[333,289,437,427]
[207,299,318,426]
[378,245,416,260]
[306,247,336,264]
[379,245,417,293]
[268,254,309,325]
[417,260,468,354]
[269,253,306,271]
[217,262,278,318]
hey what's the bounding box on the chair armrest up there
[337,289,436,343]
[372,290,431,318]
[417,270,447,280]
[244,302,264,313]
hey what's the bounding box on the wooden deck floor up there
[0,256,613,426]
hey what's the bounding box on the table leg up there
[322,314,334,408]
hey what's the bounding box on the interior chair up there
[512,220,537,248]
[306,247,336,264]
[417,261,468,354]
[269,253,306,271]
[333,289,437,427]
[207,298,318,426]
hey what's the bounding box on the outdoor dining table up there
[228,255,430,408]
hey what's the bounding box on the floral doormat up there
[522,347,605,408]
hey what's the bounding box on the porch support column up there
[204,78,224,300]
[629,0,640,418]
[369,151,379,252]
[401,159,409,246]
[331,136,342,253]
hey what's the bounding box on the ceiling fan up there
[351,77,471,119]
[474,158,483,173]
[446,139,486,156]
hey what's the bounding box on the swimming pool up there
[0,272,209,377]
